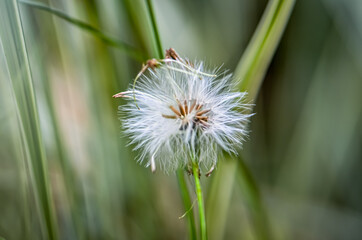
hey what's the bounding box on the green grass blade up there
[208,1,296,239]
[144,0,163,59]
[237,158,271,240]
[234,0,296,237]
[235,0,296,99]
[0,0,58,239]
[177,170,197,240]
[206,158,237,240]
[19,0,146,62]
[0,32,33,239]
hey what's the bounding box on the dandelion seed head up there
[118,58,253,173]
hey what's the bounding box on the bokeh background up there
[1,0,362,239]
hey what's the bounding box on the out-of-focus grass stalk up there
[0,0,58,239]
[30,35,82,239]
[50,0,129,237]
[237,157,270,240]
[235,0,296,100]
[144,0,163,59]
[123,0,159,59]
[208,0,295,239]
[177,170,197,240]
[206,157,237,240]
[236,0,295,238]
[21,5,82,236]
[19,0,146,62]
[0,36,32,239]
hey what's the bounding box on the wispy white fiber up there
[118,60,253,173]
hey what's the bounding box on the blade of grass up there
[0,0,58,239]
[19,0,146,62]
[177,170,197,240]
[235,0,295,238]
[122,0,155,59]
[206,157,237,240]
[0,35,33,239]
[48,0,135,237]
[235,0,296,99]
[144,0,163,59]
[237,156,270,240]
[208,0,295,239]
[31,42,83,239]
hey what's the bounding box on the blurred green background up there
[1,0,362,239]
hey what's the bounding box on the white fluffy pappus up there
[117,58,253,174]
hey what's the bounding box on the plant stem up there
[145,0,163,59]
[192,162,207,240]
[177,170,197,240]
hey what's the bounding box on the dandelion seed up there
[114,50,253,174]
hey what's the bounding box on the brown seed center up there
[162,99,210,128]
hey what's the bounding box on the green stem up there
[145,0,163,59]
[177,170,197,240]
[192,162,207,240]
